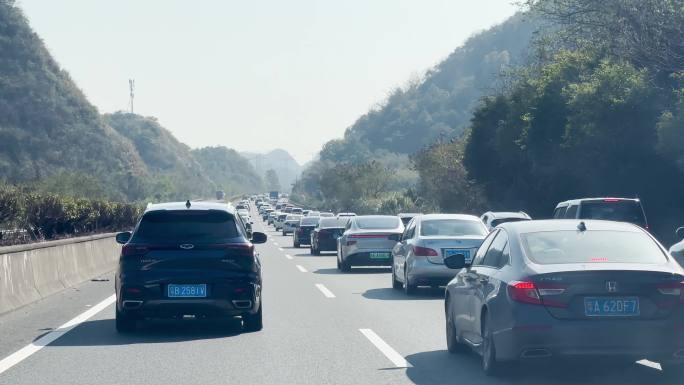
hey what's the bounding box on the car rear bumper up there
[116,274,260,318]
[407,259,457,286]
[494,317,684,362]
[344,250,393,267]
[316,239,338,251]
[295,234,311,244]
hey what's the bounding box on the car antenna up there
[185,200,191,209]
[577,221,587,232]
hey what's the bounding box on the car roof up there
[497,219,643,235]
[418,213,482,222]
[397,213,421,218]
[145,201,234,214]
[555,197,640,207]
[483,211,530,219]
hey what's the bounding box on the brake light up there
[349,234,390,239]
[412,245,438,256]
[603,198,621,202]
[508,281,567,308]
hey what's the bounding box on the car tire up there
[446,302,468,354]
[115,308,136,333]
[338,255,351,272]
[404,269,416,295]
[243,302,263,332]
[282,231,286,236]
[481,312,503,376]
[391,265,402,290]
[294,239,300,248]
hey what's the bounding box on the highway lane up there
[0,211,682,384]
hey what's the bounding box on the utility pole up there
[129,79,135,114]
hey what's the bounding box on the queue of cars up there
[255,195,684,375]
[112,193,684,376]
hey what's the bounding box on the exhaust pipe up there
[232,300,252,309]
[122,300,143,309]
[521,348,552,358]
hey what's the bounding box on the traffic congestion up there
[237,193,684,376]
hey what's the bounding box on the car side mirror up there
[677,227,684,240]
[444,253,467,270]
[251,231,267,244]
[115,231,131,244]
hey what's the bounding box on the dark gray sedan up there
[444,219,684,375]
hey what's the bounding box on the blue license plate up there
[167,284,207,298]
[443,249,471,263]
[584,297,639,316]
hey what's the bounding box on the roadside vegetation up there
[0,186,142,246]
[294,0,684,245]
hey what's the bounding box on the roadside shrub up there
[0,185,143,245]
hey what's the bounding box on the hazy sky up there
[18,0,517,164]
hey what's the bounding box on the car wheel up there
[404,268,416,295]
[391,264,402,290]
[282,231,286,236]
[243,302,263,332]
[294,239,300,248]
[115,308,136,333]
[446,302,468,354]
[338,254,351,272]
[481,312,502,376]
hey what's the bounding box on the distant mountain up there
[241,149,302,191]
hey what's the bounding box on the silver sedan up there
[392,214,487,294]
[337,215,404,272]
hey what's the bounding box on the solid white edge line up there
[0,294,116,375]
[359,328,411,368]
[296,265,308,273]
[315,284,335,298]
[285,254,293,260]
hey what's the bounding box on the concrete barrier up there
[0,233,120,315]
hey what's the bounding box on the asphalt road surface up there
[0,209,682,384]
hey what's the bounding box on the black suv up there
[114,201,267,332]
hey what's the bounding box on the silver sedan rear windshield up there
[521,230,666,264]
[356,217,400,229]
[420,220,487,237]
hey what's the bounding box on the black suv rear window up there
[132,210,240,243]
[579,200,646,227]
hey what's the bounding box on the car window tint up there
[132,210,240,243]
[578,201,646,227]
[521,230,667,264]
[419,219,487,237]
[491,218,530,227]
[356,217,401,229]
[565,205,578,218]
[404,221,416,240]
[472,229,498,265]
[481,230,508,268]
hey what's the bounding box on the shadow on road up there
[48,317,244,347]
[362,287,443,301]
[404,350,677,385]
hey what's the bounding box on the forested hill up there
[319,13,539,163]
[0,1,149,200]
[0,1,262,201]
